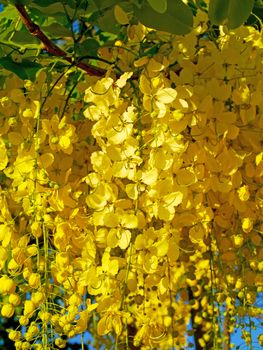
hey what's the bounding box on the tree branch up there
[127,325,141,350]
[15,4,107,77]
[223,310,231,350]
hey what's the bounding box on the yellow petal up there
[119,229,131,249]
[114,4,129,25]
[121,214,138,229]
[141,168,158,186]
[134,56,149,67]
[155,88,177,104]
[154,240,168,257]
[0,138,8,170]
[189,224,206,243]
[176,168,197,186]
[97,316,111,335]
[86,192,107,210]
[163,191,183,207]
[237,185,250,201]
[139,75,151,94]
[1,304,14,318]
[116,72,133,88]
[147,59,164,73]
[167,240,179,262]
[107,228,119,248]
[112,316,122,336]
[255,152,263,166]
[126,183,138,200]
[242,217,253,233]
[0,247,8,269]
[108,259,119,276]
[8,132,23,145]
[158,204,174,221]
[39,153,54,168]
[103,212,119,228]
[0,224,12,247]
[59,135,71,152]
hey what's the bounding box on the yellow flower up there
[30,221,42,238]
[0,275,16,295]
[8,330,21,341]
[42,115,77,154]
[1,303,15,318]
[38,310,51,323]
[28,273,41,289]
[55,338,67,349]
[31,291,45,306]
[0,246,8,269]
[0,224,13,247]
[24,300,35,317]
[25,323,39,341]
[0,137,8,170]
[242,217,253,233]
[237,185,250,201]
[97,311,123,336]
[9,293,21,306]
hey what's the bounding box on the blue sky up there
[0,2,262,349]
[67,306,263,350]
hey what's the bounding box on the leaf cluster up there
[0,0,262,81]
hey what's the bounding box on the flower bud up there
[1,303,15,317]
[8,330,21,341]
[31,291,45,306]
[24,300,35,317]
[19,316,29,326]
[0,275,16,294]
[28,273,41,289]
[9,293,21,306]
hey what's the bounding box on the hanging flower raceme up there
[0,14,262,350]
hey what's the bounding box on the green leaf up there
[8,0,31,4]
[208,0,228,24]
[10,30,41,47]
[32,0,81,8]
[42,23,72,37]
[208,0,255,28]
[134,0,193,35]
[147,0,167,14]
[91,0,119,10]
[76,38,100,57]
[97,7,120,34]
[246,1,263,27]
[30,3,79,20]
[0,5,17,20]
[0,57,42,81]
[0,75,7,89]
[143,43,161,56]
[32,0,66,6]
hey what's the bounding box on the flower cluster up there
[0,13,262,350]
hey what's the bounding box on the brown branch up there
[127,325,141,350]
[223,310,231,350]
[15,4,107,77]
[188,287,214,350]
